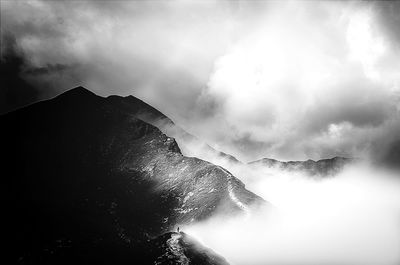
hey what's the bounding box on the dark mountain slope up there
[248,156,354,176]
[106,93,242,165]
[138,232,229,265]
[2,86,262,264]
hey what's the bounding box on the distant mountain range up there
[2,86,264,264]
[105,93,356,176]
[248,156,355,176]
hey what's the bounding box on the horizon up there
[5,84,356,163]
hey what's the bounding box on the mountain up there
[248,156,354,176]
[1,86,263,264]
[106,93,242,166]
[137,231,229,265]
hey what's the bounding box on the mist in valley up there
[150,125,400,265]
[185,158,400,265]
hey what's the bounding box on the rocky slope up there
[106,93,242,166]
[138,232,229,265]
[248,156,354,176]
[2,86,263,264]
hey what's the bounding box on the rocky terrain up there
[106,93,241,166]
[2,87,263,264]
[138,232,229,265]
[248,156,354,176]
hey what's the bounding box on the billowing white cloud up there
[196,1,400,161]
[1,0,400,162]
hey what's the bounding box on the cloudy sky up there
[1,0,400,162]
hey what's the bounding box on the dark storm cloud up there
[24,63,72,75]
[1,0,232,118]
[301,78,394,136]
[374,1,400,49]
[0,32,38,114]
[383,140,400,169]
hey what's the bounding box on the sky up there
[1,0,400,162]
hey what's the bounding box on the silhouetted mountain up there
[248,156,354,176]
[2,86,263,264]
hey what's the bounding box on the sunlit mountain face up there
[2,1,400,265]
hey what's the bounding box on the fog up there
[155,130,400,265]
[184,161,400,265]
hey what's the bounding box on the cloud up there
[185,162,400,265]
[197,1,400,161]
[374,1,400,49]
[1,0,400,163]
[0,0,232,111]
[0,32,39,114]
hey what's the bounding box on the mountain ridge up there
[248,156,355,176]
[103,89,242,165]
[2,86,263,264]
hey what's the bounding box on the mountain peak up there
[57,86,97,99]
[2,85,263,263]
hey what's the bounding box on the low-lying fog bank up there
[184,161,400,265]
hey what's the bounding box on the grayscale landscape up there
[1,1,400,265]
